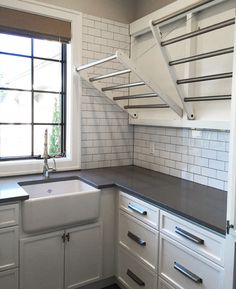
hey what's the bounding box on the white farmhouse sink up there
[20,178,100,233]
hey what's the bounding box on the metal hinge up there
[226,220,234,234]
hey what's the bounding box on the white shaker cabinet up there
[20,230,65,289]
[20,222,103,289]
[65,223,103,289]
[0,203,19,289]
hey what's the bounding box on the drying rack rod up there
[89,69,131,82]
[152,0,217,26]
[76,54,117,72]
[177,72,232,84]
[169,47,234,66]
[124,104,169,109]
[184,95,232,102]
[102,81,145,91]
[161,18,235,47]
[113,93,158,101]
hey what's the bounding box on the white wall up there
[37,0,136,23]
[134,0,176,20]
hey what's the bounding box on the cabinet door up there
[65,222,103,289]
[0,269,18,289]
[0,226,18,271]
[20,230,64,289]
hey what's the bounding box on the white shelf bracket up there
[116,50,183,118]
[149,20,195,120]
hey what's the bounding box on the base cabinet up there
[20,230,64,289]
[65,224,103,289]
[20,222,103,289]
[0,203,19,289]
[0,268,18,289]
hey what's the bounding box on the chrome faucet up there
[43,129,56,178]
[43,156,56,178]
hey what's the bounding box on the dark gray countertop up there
[0,165,227,235]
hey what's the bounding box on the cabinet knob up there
[66,233,70,242]
[62,233,66,243]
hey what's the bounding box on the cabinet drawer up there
[159,234,224,289]
[160,210,225,266]
[159,278,176,289]
[0,227,18,272]
[0,204,19,228]
[119,191,159,229]
[119,211,158,271]
[0,268,18,289]
[118,247,157,289]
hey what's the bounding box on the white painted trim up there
[0,0,82,176]
[224,14,236,289]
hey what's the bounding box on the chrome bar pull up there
[174,262,203,284]
[128,203,147,215]
[175,227,204,244]
[127,231,146,246]
[127,269,145,286]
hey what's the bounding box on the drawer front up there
[0,269,18,289]
[0,227,19,271]
[159,234,224,289]
[119,211,158,271]
[160,210,225,266]
[0,204,19,228]
[159,278,176,289]
[118,247,157,289]
[119,192,159,229]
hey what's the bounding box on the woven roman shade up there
[0,6,71,43]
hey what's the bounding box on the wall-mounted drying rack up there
[149,2,235,120]
[76,50,183,118]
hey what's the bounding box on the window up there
[0,34,67,160]
[0,1,81,176]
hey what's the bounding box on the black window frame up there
[0,35,67,161]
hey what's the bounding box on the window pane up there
[0,91,31,123]
[0,125,31,157]
[0,33,31,55]
[0,54,31,89]
[34,39,61,60]
[34,59,61,92]
[34,93,61,123]
[34,125,62,156]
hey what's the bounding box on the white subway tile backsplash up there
[134,126,229,190]
[81,14,133,169]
